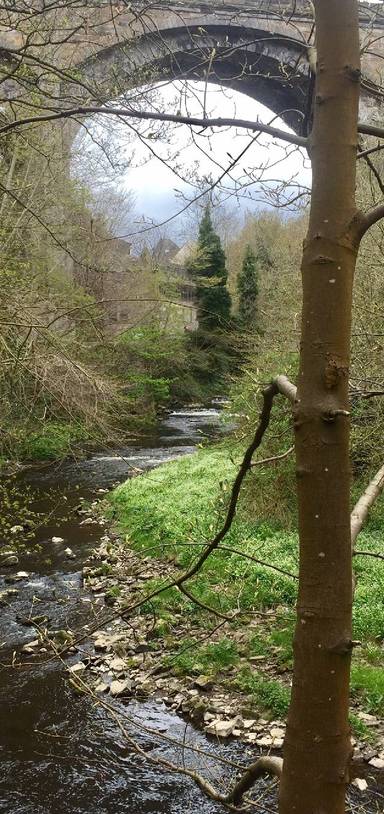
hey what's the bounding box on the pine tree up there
[237,244,259,328]
[189,206,231,330]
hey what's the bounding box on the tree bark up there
[279,3,361,813]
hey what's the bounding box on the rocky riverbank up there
[57,526,384,785]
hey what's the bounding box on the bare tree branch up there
[251,446,295,468]
[0,106,309,148]
[351,462,384,545]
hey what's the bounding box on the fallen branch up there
[63,666,284,810]
[227,756,283,806]
[351,462,384,546]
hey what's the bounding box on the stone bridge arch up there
[61,0,383,141]
[77,20,310,133]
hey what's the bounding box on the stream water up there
[0,407,243,814]
[0,407,382,814]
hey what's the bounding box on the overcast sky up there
[75,80,311,241]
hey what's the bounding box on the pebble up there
[22,640,39,653]
[64,548,76,559]
[352,778,368,791]
[68,662,86,674]
[368,756,384,769]
[5,571,29,583]
[95,681,109,693]
[110,679,132,697]
[52,536,64,543]
[194,675,214,690]
[110,657,127,673]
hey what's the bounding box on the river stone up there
[194,675,214,690]
[5,571,28,582]
[110,679,132,697]
[205,718,238,738]
[256,735,273,747]
[110,657,126,673]
[52,536,64,543]
[271,727,285,738]
[352,778,368,791]
[68,662,86,674]
[95,681,109,693]
[368,756,384,769]
[64,547,76,559]
[1,555,19,566]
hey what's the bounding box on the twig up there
[250,446,294,468]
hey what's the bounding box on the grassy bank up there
[109,443,384,731]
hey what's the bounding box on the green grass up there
[110,446,299,617]
[349,713,375,743]
[234,667,290,718]
[165,637,239,677]
[351,663,384,715]
[110,442,384,723]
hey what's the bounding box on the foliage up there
[187,206,232,330]
[16,422,90,460]
[236,244,259,329]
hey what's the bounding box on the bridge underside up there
[78,24,311,133]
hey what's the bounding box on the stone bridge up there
[57,0,384,134]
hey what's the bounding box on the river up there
[0,407,245,814]
[0,407,382,814]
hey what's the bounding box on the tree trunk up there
[279,3,361,813]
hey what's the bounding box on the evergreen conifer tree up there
[237,244,259,328]
[189,206,231,330]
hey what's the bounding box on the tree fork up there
[279,2,362,813]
